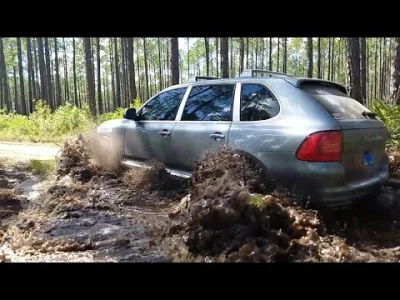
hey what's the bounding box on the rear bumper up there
[315,170,389,207]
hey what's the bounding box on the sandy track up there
[0,142,60,160]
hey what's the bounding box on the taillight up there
[296,130,342,162]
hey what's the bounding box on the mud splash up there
[163,147,400,262]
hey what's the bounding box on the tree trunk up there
[44,38,54,110]
[360,38,367,102]
[216,38,220,77]
[126,38,137,101]
[392,38,400,104]
[109,39,116,109]
[142,38,150,99]
[269,38,272,70]
[157,38,163,91]
[170,38,179,85]
[220,38,229,78]
[54,38,62,107]
[73,38,79,107]
[230,38,234,76]
[283,38,287,73]
[96,38,102,114]
[347,38,363,103]
[245,38,249,69]
[33,38,40,100]
[114,38,121,107]
[37,38,47,103]
[63,38,69,103]
[120,38,127,105]
[307,37,313,78]
[26,38,34,112]
[204,38,210,76]
[328,38,331,81]
[317,38,321,79]
[239,38,244,73]
[13,66,19,112]
[331,38,335,81]
[84,38,96,117]
[276,38,280,72]
[17,38,27,115]
[0,38,10,112]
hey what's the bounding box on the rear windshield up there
[300,82,369,120]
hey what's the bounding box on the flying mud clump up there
[123,159,188,199]
[164,147,385,262]
[56,133,99,183]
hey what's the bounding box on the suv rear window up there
[300,82,369,120]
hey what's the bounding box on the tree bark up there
[96,37,103,114]
[44,38,54,110]
[17,38,27,114]
[307,37,313,78]
[392,37,400,104]
[37,38,47,103]
[360,38,367,102]
[170,38,179,85]
[73,38,79,107]
[220,37,229,78]
[347,38,363,103]
[317,38,322,79]
[84,38,96,117]
[54,38,62,107]
[269,38,272,70]
[114,38,121,107]
[126,38,137,100]
[0,38,10,112]
[205,38,210,76]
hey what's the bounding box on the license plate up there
[362,152,374,167]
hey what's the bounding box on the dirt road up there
[0,142,60,160]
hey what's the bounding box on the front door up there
[124,87,188,164]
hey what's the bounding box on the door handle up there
[159,129,170,137]
[210,132,225,141]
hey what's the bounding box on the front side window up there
[240,84,280,121]
[137,87,187,121]
[181,84,235,121]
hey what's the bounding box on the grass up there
[0,99,142,144]
[0,157,55,178]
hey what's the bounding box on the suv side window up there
[137,87,187,121]
[181,84,235,121]
[240,84,280,121]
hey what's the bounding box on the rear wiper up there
[362,111,377,119]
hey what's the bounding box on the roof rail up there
[238,69,294,78]
[187,76,221,83]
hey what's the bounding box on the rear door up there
[300,82,389,182]
[168,83,235,171]
[124,87,188,163]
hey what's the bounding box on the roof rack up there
[187,76,221,83]
[238,69,294,78]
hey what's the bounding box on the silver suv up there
[96,69,390,207]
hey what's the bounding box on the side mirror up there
[123,108,137,120]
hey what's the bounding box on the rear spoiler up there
[283,78,348,95]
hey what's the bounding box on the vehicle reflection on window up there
[240,84,280,121]
[138,87,187,121]
[181,84,235,121]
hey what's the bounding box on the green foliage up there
[0,99,143,144]
[26,159,55,176]
[370,100,400,150]
[98,98,142,122]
